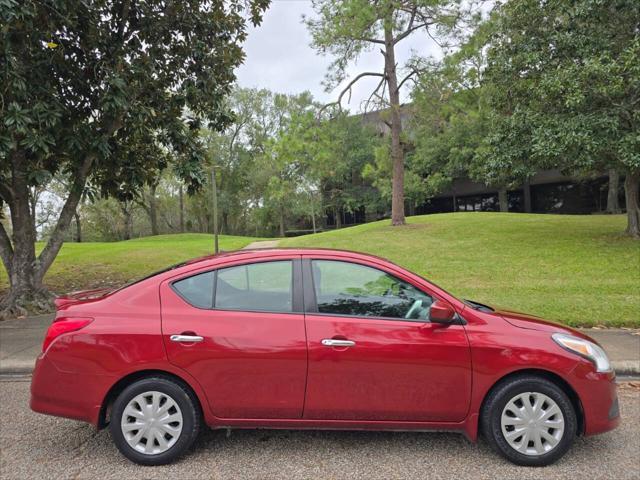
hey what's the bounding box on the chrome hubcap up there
[501,392,565,456]
[121,391,183,455]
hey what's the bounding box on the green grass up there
[2,214,638,327]
[0,234,263,294]
[281,213,640,328]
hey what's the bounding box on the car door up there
[302,256,472,422]
[160,257,307,419]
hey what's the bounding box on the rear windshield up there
[114,261,190,292]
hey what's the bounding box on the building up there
[417,170,617,215]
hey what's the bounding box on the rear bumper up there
[30,354,114,426]
[571,363,620,436]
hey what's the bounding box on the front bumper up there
[570,362,620,436]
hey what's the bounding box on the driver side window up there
[311,260,433,320]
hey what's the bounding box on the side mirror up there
[429,299,456,324]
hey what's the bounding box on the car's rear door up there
[160,256,307,419]
[302,255,472,422]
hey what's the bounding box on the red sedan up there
[30,248,619,466]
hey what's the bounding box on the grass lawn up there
[1,214,638,327]
[281,213,640,328]
[0,234,263,295]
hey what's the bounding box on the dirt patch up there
[618,381,640,392]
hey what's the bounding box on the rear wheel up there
[109,376,201,465]
[480,375,577,466]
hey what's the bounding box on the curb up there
[610,360,640,377]
[0,359,36,375]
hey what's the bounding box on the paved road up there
[1,379,638,480]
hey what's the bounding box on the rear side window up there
[215,261,293,312]
[172,271,214,308]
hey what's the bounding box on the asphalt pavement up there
[0,378,638,480]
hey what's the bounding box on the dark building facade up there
[417,169,618,215]
[321,171,616,230]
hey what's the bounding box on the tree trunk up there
[149,184,159,236]
[310,200,317,233]
[179,184,185,233]
[121,202,133,240]
[384,21,405,226]
[0,152,53,318]
[8,186,39,299]
[74,211,82,242]
[523,180,532,213]
[335,207,342,229]
[498,188,509,212]
[279,211,285,237]
[606,169,621,214]
[624,171,640,238]
[29,187,39,240]
[1,119,118,318]
[222,212,229,235]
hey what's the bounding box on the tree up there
[254,106,316,236]
[246,91,316,236]
[309,112,381,224]
[188,88,316,237]
[363,136,430,216]
[408,21,518,212]
[136,181,160,236]
[97,126,169,236]
[0,0,269,317]
[305,0,474,225]
[198,88,269,235]
[478,0,640,236]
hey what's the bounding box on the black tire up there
[480,375,577,467]
[109,376,201,465]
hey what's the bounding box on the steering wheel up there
[404,299,423,319]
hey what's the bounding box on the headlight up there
[552,333,612,372]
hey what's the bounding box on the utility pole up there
[212,168,219,254]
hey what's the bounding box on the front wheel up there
[480,375,577,466]
[109,376,201,465]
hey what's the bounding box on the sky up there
[235,0,444,112]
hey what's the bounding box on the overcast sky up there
[235,0,443,112]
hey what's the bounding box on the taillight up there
[42,317,93,352]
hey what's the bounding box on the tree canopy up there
[477,0,640,234]
[0,0,269,316]
[306,0,476,226]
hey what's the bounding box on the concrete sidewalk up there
[1,314,638,375]
[242,240,280,249]
[0,315,52,373]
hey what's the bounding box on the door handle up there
[321,339,355,347]
[170,334,204,343]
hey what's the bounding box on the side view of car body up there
[30,248,619,466]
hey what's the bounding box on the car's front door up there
[302,257,472,422]
[161,257,307,419]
